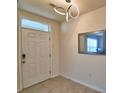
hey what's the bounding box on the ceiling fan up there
[50,0,79,22]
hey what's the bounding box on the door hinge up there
[49,37,51,40]
[49,70,51,74]
[49,54,51,57]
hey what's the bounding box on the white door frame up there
[17,16,52,91]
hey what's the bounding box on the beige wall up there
[17,9,60,91]
[60,7,106,92]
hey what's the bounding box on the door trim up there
[17,16,23,92]
[18,16,52,91]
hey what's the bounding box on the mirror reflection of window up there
[78,30,106,55]
[87,38,97,53]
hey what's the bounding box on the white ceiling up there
[18,0,106,22]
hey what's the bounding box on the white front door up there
[21,28,51,88]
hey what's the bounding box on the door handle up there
[21,60,26,64]
[21,54,26,64]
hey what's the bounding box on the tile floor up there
[19,76,100,93]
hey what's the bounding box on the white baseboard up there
[51,73,60,78]
[60,74,105,93]
[17,88,22,92]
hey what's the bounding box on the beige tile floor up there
[19,76,100,93]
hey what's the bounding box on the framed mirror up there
[78,30,106,55]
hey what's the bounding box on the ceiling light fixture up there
[50,0,79,22]
[65,0,71,3]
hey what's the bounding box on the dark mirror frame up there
[78,30,106,55]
